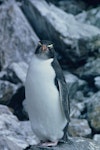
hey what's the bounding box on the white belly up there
[25,56,67,142]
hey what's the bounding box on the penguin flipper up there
[57,79,70,122]
[52,58,70,121]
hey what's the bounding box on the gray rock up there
[9,62,28,84]
[0,0,39,69]
[68,118,91,138]
[0,104,12,115]
[94,76,100,89]
[28,137,100,150]
[22,0,100,63]
[0,69,21,84]
[76,7,100,28]
[70,102,85,118]
[19,121,39,145]
[57,0,86,15]
[93,134,100,144]
[74,91,85,102]
[0,104,39,150]
[87,91,100,132]
[0,80,18,105]
[63,71,86,98]
[76,58,100,78]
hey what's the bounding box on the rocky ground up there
[0,0,100,150]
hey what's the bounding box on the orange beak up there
[42,45,47,51]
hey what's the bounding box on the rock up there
[74,91,86,102]
[68,118,91,138]
[64,71,86,98]
[94,76,100,89]
[8,86,25,120]
[93,134,100,144]
[87,91,100,132]
[22,0,100,64]
[76,58,100,79]
[9,62,28,84]
[0,80,18,105]
[57,0,86,15]
[76,7,100,28]
[0,104,12,115]
[19,121,39,145]
[0,70,26,120]
[28,137,100,150]
[70,102,85,118]
[0,69,21,84]
[0,0,39,69]
[0,104,38,150]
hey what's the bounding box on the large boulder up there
[56,0,86,15]
[75,57,100,86]
[0,0,39,69]
[64,71,86,98]
[9,61,28,84]
[0,104,39,150]
[76,6,100,28]
[22,0,100,64]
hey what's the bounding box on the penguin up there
[25,40,70,147]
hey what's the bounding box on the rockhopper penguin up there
[25,40,70,147]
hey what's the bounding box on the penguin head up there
[35,40,55,59]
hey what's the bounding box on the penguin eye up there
[47,44,53,49]
[38,41,42,46]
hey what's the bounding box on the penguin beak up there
[41,45,47,51]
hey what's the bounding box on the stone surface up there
[74,91,86,102]
[22,0,100,64]
[76,6,100,28]
[0,0,39,69]
[94,76,100,89]
[57,0,86,15]
[0,104,12,115]
[70,102,85,118]
[0,104,39,150]
[0,80,18,105]
[28,137,100,150]
[76,58,100,78]
[0,69,21,84]
[8,86,25,120]
[68,118,91,137]
[93,134,100,144]
[9,62,28,84]
[19,121,39,145]
[64,71,86,98]
[87,91,100,132]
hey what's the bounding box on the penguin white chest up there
[25,56,67,142]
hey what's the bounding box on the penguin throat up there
[35,54,52,60]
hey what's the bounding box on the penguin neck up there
[32,54,54,64]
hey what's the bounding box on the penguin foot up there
[59,138,73,145]
[40,141,58,147]
[59,139,66,144]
